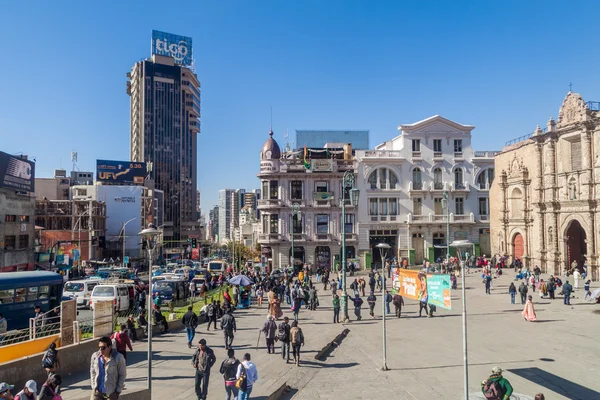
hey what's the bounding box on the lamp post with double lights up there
[341,170,359,322]
[450,239,473,400]
[376,242,391,371]
[138,223,161,392]
[290,203,300,270]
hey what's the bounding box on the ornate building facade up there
[257,130,357,270]
[355,116,497,266]
[490,92,600,280]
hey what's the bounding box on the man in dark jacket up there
[518,282,528,305]
[220,310,237,350]
[182,306,199,348]
[192,339,216,400]
[367,292,377,318]
[481,366,513,400]
[278,316,291,362]
[262,315,277,354]
[206,300,217,331]
[219,348,240,400]
[392,294,404,318]
[562,280,573,305]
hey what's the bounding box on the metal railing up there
[587,101,600,111]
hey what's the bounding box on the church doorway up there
[565,220,587,273]
[512,233,524,261]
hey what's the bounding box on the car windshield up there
[64,282,84,292]
[155,282,172,290]
[93,286,115,297]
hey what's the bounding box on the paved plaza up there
[60,271,600,400]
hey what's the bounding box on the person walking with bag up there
[192,339,216,400]
[110,324,133,361]
[289,320,305,366]
[277,317,291,362]
[219,348,240,400]
[37,375,62,400]
[41,342,60,376]
[182,306,199,348]
[236,353,258,400]
[262,315,277,354]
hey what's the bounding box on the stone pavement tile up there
[60,286,347,400]
[290,272,600,400]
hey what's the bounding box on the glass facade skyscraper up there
[128,54,200,246]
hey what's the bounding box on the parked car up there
[89,284,133,312]
[63,280,100,308]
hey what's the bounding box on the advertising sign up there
[0,151,35,192]
[151,30,193,66]
[396,270,427,301]
[426,274,452,310]
[310,159,333,172]
[191,248,200,260]
[96,160,146,185]
[260,160,279,173]
[312,192,334,201]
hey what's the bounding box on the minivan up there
[63,280,100,308]
[89,284,133,312]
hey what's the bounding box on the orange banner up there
[396,269,427,301]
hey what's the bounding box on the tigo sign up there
[151,30,193,66]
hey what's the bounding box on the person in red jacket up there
[111,324,133,361]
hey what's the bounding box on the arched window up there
[368,170,378,189]
[454,168,464,189]
[433,168,443,189]
[568,178,577,200]
[476,168,495,190]
[510,187,523,219]
[412,168,422,190]
[389,169,398,189]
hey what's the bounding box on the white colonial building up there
[356,115,497,266]
[257,130,357,271]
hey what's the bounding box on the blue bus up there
[0,271,64,331]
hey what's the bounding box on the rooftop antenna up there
[284,130,290,152]
[270,106,273,132]
[569,82,573,92]
[71,151,80,172]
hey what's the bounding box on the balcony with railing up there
[363,150,404,159]
[430,181,448,191]
[454,152,464,159]
[258,233,283,242]
[478,214,490,222]
[433,152,443,160]
[370,215,399,222]
[451,213,475,223]
[473,151,499,159]
[315,233,334,241]
[450,181,469,192]
[258,199,283,208]
[477,182,490,190]
[409,181,428,192]
[412,151,422,160]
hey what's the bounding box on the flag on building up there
[303,145,311,169]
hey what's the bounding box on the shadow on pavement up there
[508,367,598,400]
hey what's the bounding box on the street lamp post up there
[290,203,300,270]
[376,242,391,371]
[138,224,161,392]
[341,170,359,323]
[121,217,138,268]
[450,239,473,400]
[442,191,450,262]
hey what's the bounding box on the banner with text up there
[396,270,427,301]
[426,274,452,310]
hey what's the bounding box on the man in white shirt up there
[236,353,258,400]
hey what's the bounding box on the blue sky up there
[1,1,599,210]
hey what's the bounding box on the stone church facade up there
[490,92,600,281]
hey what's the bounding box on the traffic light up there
[192,238,197,248]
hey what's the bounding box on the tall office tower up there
[210,205,219,241]
[128,31,200,246]
[218,189,234,243]
[230,189,246,239]
[244,192,257,212]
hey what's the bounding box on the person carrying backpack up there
[41,342,60,376]
[219,348,240,400]
[289,320,304,366]
[182,306,199,348]
[481,366,513,400]
[278,317,291,362]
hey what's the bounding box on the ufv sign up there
[151,30,193,66]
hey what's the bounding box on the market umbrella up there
[228,275,254,286]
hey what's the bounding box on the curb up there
[314,328,350,360]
